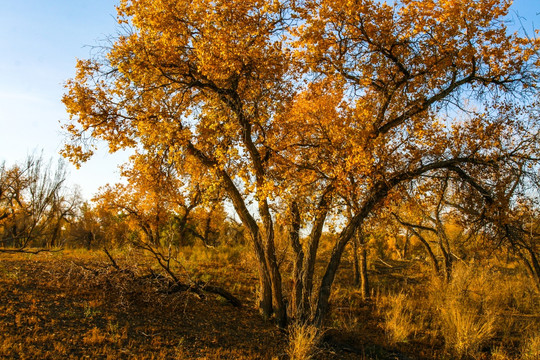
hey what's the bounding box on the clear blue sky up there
[0,0,130,200]
[0,0,539,200]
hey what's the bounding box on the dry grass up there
[286,322,321,360]
[427,264,495,357]
[377,292,417,344]
[423,262,539,359]
[1,247,538,359]
[351,259,540,359]
[521,333,540,360]
[438,300,496,357]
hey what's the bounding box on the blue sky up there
[0,0,539,200]
[0,1,129,199]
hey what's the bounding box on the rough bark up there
[261,213,287,327]
[313,213,360,326]
[299,207,328,322]
[296,186,334,322]
[289,201,304,319]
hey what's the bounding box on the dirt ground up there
[0,253,285,359]
[0,252,384,359]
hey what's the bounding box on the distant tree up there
[445,155,540,288]
[66,202,131,249]
[94,149,226,250]
[0,154,80,252]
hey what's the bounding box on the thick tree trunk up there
[217,169,275,318]
[289,201,304,319]
[258,265,274,318]
[187,144,276,319]
[247,229,274,319]
[313,179,396,326]
[313,217,358,326]
[298,188,332,323]
[262,225,287,327]
[299,208,328,322]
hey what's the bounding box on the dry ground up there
[0,250,391,359]
[2,250,535,359]
[0,251,287,359]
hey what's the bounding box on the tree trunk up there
[352,235,360,286]
[313,179,394,326]
[289,201,304,320]
[258,261,274,318]
[264,230,287,327]
[216,168,274,319]
[312,206,367,326]
[260,199,287,327]
[313,219,357,326]
[352,230,369,299]
[436,208,453,281]
[401,231,410,260]
[299,208,328,322]
[357,231,369,300]
[525,247,540,290]
[411,228,441,276]
[438,237,453,282]
[298,187,333,323]
[186,143,277,320]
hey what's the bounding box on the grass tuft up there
[521,333,540,360]
[379,291,417,344]
[286,322,321,360]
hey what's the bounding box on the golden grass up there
[286,322,321,360]
[521,333,540,360]
[0,247,538,359]
[438,300,496,357]
[378,291,417,344]
[426,262,539,358]
[362,259,540,358]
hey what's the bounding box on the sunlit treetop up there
[62,0,539,217]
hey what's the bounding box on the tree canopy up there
[62,0,540,326]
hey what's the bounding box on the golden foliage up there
[61,0,540,327]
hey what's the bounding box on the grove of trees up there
[0,154,81,251]
[1,0,537,331]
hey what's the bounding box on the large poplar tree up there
[62,0,539,326]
